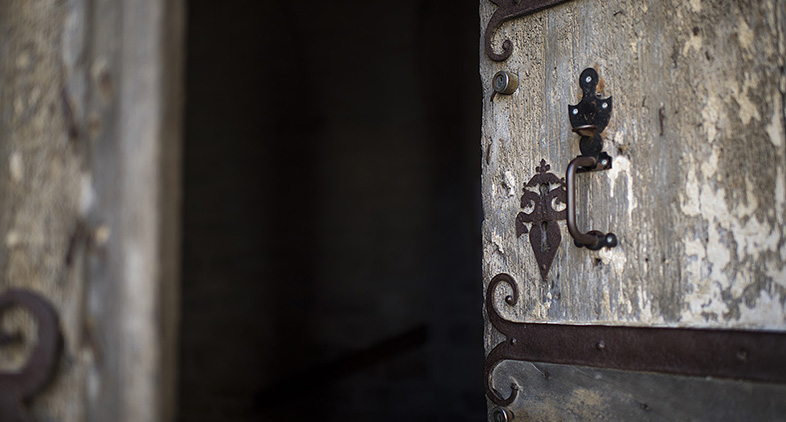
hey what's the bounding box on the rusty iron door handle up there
[566,156,618,250]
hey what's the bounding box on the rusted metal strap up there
[485,0,574,61]
[485,274,786,405]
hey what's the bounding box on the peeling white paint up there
[679,166,701,216]
[737,290,786,329]
[766,93,784,147]
[682,32,702,55]
[776,167,785,225]
[606,140,637,222]
[701,93,723,143]
[681,151,786,326]
[730,79,762,125]
[9,152,23,183]
[504,170,516,198]
[491,231,505,255]
[736,17,754,50]
[5,230,21,248]
[599,247,626,275]
[79,172,96,216]
[734,179,759,219]
[700,149,718,178]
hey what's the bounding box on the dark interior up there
[178,2,483,421]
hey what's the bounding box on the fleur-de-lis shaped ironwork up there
[515,159,567,281]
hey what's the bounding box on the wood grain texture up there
[490,359,786,421]
[481,0,786,330]
[0,0,183,421]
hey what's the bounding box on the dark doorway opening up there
[179,2,484,421]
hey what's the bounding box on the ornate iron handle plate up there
[0,289,62,422]
[565,68,618,250]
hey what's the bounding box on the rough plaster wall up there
[481,0,786,330]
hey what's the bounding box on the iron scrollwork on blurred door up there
[0,289,62,422]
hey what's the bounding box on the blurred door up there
[0,1,183,421]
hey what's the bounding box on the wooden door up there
[480,0,786,420]
[0,1,183,421]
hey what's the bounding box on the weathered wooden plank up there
[0,0,183,420]
[481,0,786,330]
[490,360,786,421]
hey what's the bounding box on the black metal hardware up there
[566,68,617,250]
[0,289,63,422]
[484,274,786,406]
[515,159,566,281]
[566,156,618,250]
[485,0,575,62]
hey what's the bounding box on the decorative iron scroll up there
[0,290,62,422]
[484,0,574,62]
[484,274,786,406]
[515,159,566,281]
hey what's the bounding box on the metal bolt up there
[597,340,606,350]
[585,75,592,83]
[493,71,519,96]
[600,159,608,166]
[493,407,514,422]
[572,108,579,115]
[602,102,608,109]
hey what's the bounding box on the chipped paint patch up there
[9,152,23,183]
[700,149,718,178]
[682,32,702,55]
[766,93,784,147]
[736,17,754,50]
[79,172,96,216]
[5,231,21,248]
[599,247,626,275]
[606,141,637,222]
[776,167,785,225]
[730,79,762,125]
[681,151,785,326]
[737,290,786,329]
[504,170,516,198]
[679,165,701,216]
[491,231,505,255]
[701,93,723,142]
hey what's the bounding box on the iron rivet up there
[510,337,517,346]
[602,102,608,109]
[600,159,608,166]
[597,340,606,350]
[572,108,579,115]
[492,71,519,96]
[585,76,592,83]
